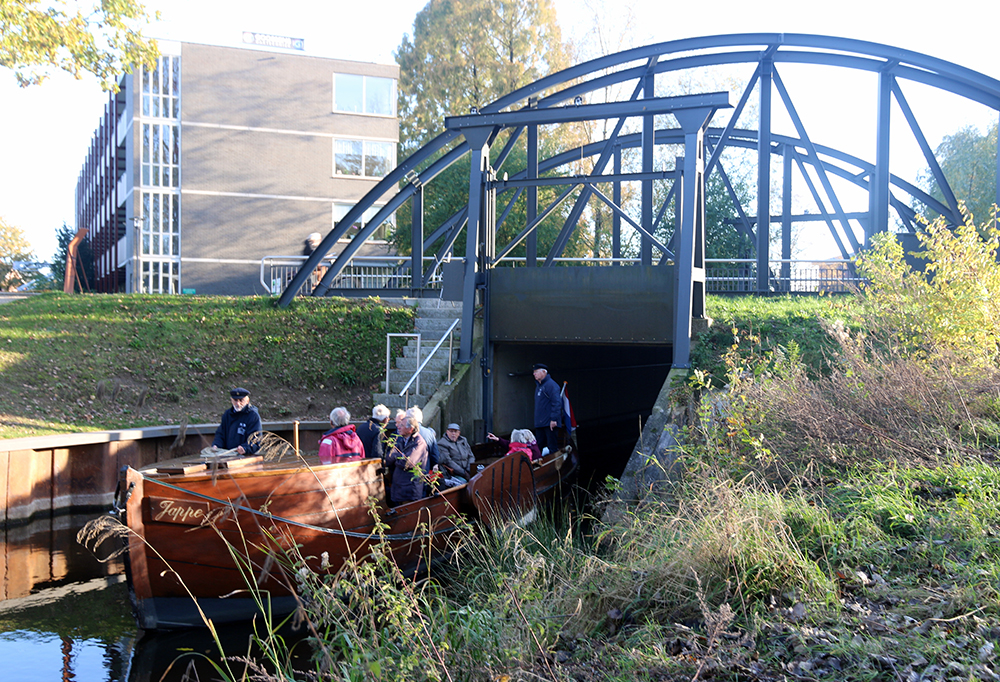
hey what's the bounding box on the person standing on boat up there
[211,387,261,455]
[436,423,476,480]
[318,406,365,463]
[357,404,391,460]
[406,405,440,469]
[386,412,428,505]
[532,363,561,455]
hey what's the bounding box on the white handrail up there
[397,317,460,397]
[386,333,420,396]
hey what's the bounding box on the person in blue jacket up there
[532,363,562,454]
[211,387,262,455]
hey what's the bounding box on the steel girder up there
[277,33,1000,334]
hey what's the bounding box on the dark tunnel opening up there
[490,343,673,491]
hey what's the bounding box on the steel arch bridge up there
[280,33,1000,368]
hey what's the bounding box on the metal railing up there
[704,259,862,293]
[262,255,445,295]
[266,254,860,297]
[396,318,460,400]
[386,333,420,396]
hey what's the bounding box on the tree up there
[1,0,159,90]
[50,222,94,291]
[0,216,33,290]
[393,0,591,262]
[395,0,571,152]
[920,122,998,226]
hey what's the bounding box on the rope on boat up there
[142,472,463,542]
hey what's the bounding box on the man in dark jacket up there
[357,404,391,459]
[211,387,262,455]
[532,363,561,454]
[436,423,476,480]
[386,412,428,505]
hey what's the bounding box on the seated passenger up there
[436,422,476,481]
[318,407,365,463]
[487,428,543,461]
[386,412,429,505]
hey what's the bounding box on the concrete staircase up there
[373,299,462,412]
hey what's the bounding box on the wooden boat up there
[114,442,577,630]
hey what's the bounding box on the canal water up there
[0,514,311,682]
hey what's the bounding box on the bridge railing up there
[262,256,445,295]
[266,255,860,296]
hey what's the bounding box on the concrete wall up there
[175,43,399,295]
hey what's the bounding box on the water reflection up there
[0,516,308,682]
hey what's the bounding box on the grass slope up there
[0,293,414,439]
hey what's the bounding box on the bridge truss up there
[279,33,1000,367]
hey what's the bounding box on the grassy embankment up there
[227,291,1000,682]
[0,293,414,439]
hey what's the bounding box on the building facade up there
[75,41,399,295]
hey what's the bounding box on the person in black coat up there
[211,387,262,455]
[532,363,561,454]
[357,404,391,459]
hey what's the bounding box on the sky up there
[1,0,997,262]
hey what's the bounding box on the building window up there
[333,74,396,116]
[140,192,180,257]
[142,56,180,119]
[333,139,396,178]
[142,123,180,187]
[141,260,179,294]
[333,203,393,241]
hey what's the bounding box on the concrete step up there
[415,317,462,332]
[414,306,463,320]
[401,341,457,358]
[404,329,461,345]
[387,367,444,385]
[395,354,454,372]
[373,392,434,411]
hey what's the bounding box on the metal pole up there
[757,55,773,292]
[870,67,893,244]
[641,71,655,266]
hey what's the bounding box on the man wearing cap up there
[532,363,561,454]
[211,387,262,455]
[436,423,476,480]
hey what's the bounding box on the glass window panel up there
[152,195,160,231]
[142,95,150,116]
[366,77,394,115]
[161,58,169,94]
[364,141,394,177]
[172,57,179,97]
[161,234,169,255]
[142,233,150,254]
[163,167,170,186]
[172,98,180,118]
[142,166,149,185]
[335,74,363,112]
[162,193,169,230]
[152,166,159,186]
[334,139,362,175]
[161,125,170,163]
[172,195,179,232]
[172,168,179,186]
[143,68,150,94]
[142,124,150,163]
[142,193,150,227]
[172,235,179,254]
[152,66,159,99]
[152,96,159,117]
[172,126,179,164]
[152,125,160,163]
